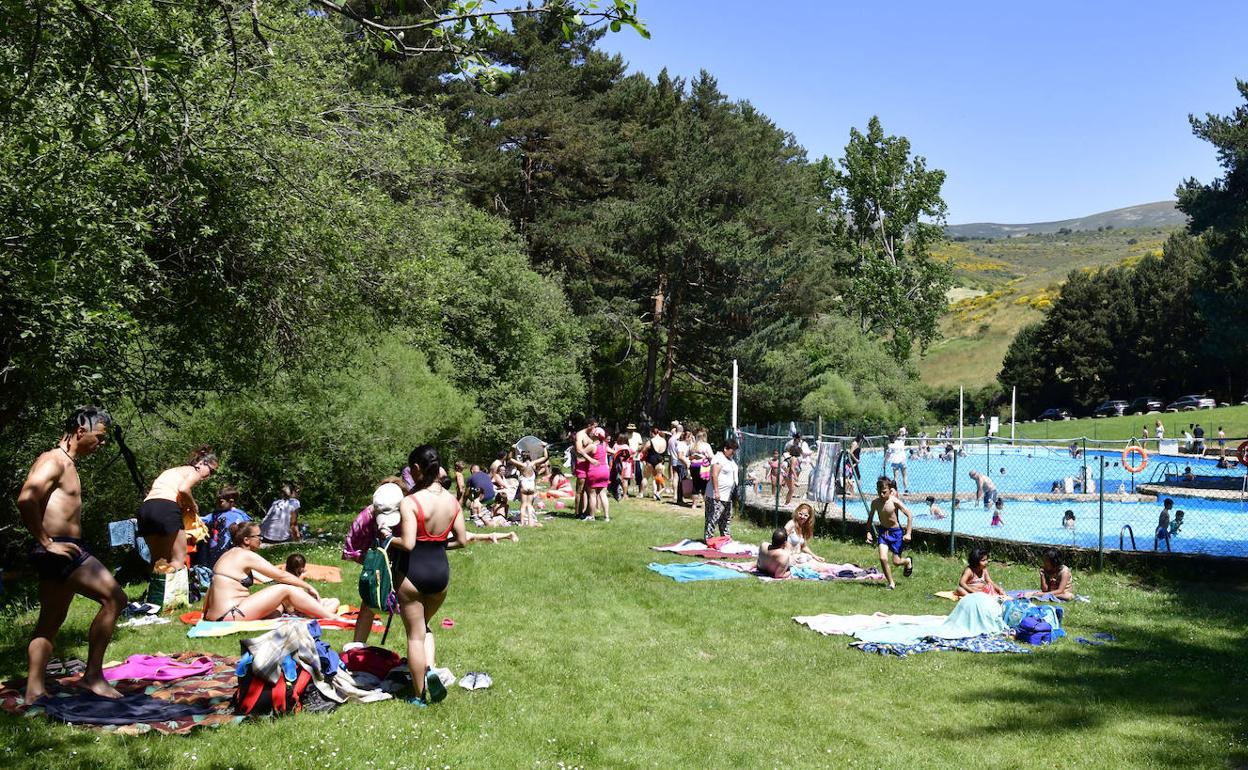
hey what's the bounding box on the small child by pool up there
[1155,498,1175,551]
[1062,510,1076,529]
[991,498,1005,527]
[956,547,1006,597]
[925,496,946,519]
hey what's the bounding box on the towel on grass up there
[854,593,1009,646]
[708,560,884,582]
[647,562,748,582]
[794,613,949,636]
[181,607,384,638]
[1006,590,1090,603]
[282,563,342,583]
[854,634,1031,658]
[651,539,758,559]
[0,651,243,735]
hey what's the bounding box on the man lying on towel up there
[203,522,336,622]
[755,529,791,579]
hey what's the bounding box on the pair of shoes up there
[458,672,493,690]
[404,694,428,707]
[903,558,914,578]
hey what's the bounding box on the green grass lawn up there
[934,403,1248,444]
[0,499,1245,769]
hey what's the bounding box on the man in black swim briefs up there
[17,406,128,702]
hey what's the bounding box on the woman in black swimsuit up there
[391,444,471,706]
[202,522,334,622]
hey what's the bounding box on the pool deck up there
[744,486,1156,517]
[1138,483,1248,501]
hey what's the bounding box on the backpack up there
[358,537,396,613]
[233,664,314,715]
[1015,615,1053,645]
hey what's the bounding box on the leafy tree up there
[817,117,952,361]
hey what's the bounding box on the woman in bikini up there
[508,447,548,527]
[202,522,335,622]
[137,445,219,571]
[390,444,471,706]
[783,504,825,565]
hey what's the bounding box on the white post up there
[1011,386,1017,443]
[731,359,739,433]
[959,386,964,443]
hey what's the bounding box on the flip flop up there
[1075,636,1105,647]
[1092,632,1116,642]
[425,667,447,703]
[441,618,455,628]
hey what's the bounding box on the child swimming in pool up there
[1062,510,1076,529]
[1154,498,1174,551]
[956,547,1006,597]
[991,498,1004,527]
[925,496,946,520]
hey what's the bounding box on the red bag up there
[233,668,313,716]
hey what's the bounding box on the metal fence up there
[736,424,1248,564]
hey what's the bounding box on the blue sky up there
[596,1,1247,224]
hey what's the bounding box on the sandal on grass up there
[425,667,447,703]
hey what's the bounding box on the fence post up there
[950,449,959,556]
[839,449,848,536]
[773,448,781,529]
[986,434,991,478]
[1097,456,1105,570]
[1082,437,1088,489]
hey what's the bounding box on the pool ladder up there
[1119,524,1137,551]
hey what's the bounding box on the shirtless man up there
[572,415,598,518]
[864,476,914,590]
[756,528,791,579]
[17,406,128,702]
[968,470,998,509]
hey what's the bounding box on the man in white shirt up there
[886,436,909,493]
[626,423,643,497]
[705,438,739,540]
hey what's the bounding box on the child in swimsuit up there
[991,498,1005,527]
[1038,548,1074,600]
[864,476,914,590]
[925,496,945,519]
[956,547,1005,597]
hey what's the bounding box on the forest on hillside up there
[1,1,951,520]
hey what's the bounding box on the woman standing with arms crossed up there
[137,446,218,570]
[391,445,470,706]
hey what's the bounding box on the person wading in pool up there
[17,406,128,702]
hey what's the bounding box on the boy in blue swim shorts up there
[865,477,914,589]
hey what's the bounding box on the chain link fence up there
[736,424,1248,563]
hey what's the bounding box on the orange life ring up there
[1122,445,1148,474]
[1237,441,1248,466]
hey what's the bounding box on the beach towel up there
[181,608,384,638]
[646,562,748,582]
[793,613,948,636]
[104,654,215,682]
[708,560,885,582]
[651,539,758,560]
[0,651,243,735]
[854,634,1031,658]
[853,593,1008,646]
[283,563,342,583]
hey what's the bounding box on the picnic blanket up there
[794,613,948,636]
[0,651,243,735]
[854,593,1010,646]
[709,560,885,582]
[181,608,384,638]
[647,562,749,582]
[854,634,1031,658]
[651,537,758,560]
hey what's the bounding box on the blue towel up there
[647,562,748,583]
[108,519,136,547]
[855,592,1008,645]
[791,567,822,580]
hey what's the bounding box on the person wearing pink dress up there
[585,428,611,521]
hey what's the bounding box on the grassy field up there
[937,403,1248,444]
[0,499,1245,768]
[919,226,1179,388]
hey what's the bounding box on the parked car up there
[1092,399,1129,418]
[1038,407,1073,421]
[1128,396,1165,414]
[1166,394,1216,411]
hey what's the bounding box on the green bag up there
[358,537,395,613]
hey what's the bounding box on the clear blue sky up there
[596,1,1247,224]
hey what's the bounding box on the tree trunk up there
[640,272,667,421]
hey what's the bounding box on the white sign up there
[989,416,1000,435]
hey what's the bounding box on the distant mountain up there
[945,201,1187,240]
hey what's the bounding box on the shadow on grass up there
[951,577,1248,766]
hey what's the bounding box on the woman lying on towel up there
[202,522,337,622]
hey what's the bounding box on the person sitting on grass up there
[864,476,913,590]
[955,547,1006,597]
[203,522,336,622]
[542,468,574,500]
[756,528,791,579]
[1038,549,1074,600]
[784,504,825,565]
[284,553,306,579]
[1154,498,1175,552]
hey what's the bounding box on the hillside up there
[918,222,1182,389]
[944,200,1186,239]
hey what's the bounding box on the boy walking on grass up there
[865,476,913,590]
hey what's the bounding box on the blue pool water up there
[830,446,1248,557]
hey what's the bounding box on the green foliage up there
[818,116,953,361]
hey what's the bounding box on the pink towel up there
[103,654,215,682]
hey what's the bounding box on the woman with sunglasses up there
[202,522,335,622]
[138,445,219,571]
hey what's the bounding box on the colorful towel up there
[854,634,1031,658]
[646,562,749,582]
[283,563,342,583]
[708,560,885,582]
[0,651,243,735]
[181,608,384,637]
[651,539,758,559]
[1006,590,1090,603]
[104,654,215,682]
